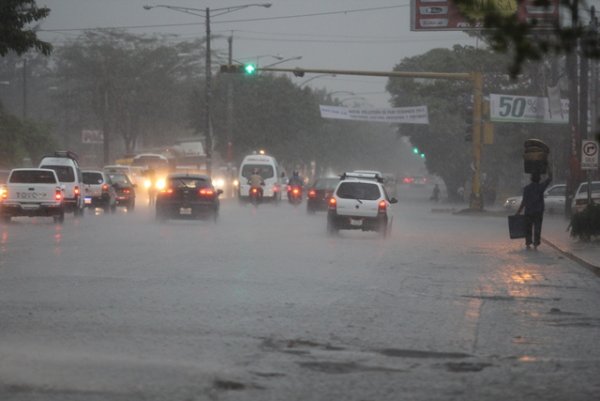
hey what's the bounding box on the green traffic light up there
[412,147,419,154]
[244,64,257,75]
[420,153,425,159]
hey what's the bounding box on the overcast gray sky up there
[37,0,478,107]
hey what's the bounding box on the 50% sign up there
[581,140,599,170]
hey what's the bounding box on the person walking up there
[515,170,553,250]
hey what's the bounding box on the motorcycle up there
[287,185,302,205]
[249,185,263,205]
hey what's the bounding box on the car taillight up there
[160,188,173,194]
[55,189,62,201]
[308,189,316,198]
[251,188,258,194]
[287,185,291,192]
[123,188,130,194]
[102,184,109,192]
[1,187,8,200]
[199,188,214,197]
[378,200,387,213]
[328,197,337,210]
[74,186,80,196]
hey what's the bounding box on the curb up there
[542,237,600,277]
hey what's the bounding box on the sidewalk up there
[541,214,600,275]
[448,204,600,275]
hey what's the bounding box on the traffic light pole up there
[256,67,484,210]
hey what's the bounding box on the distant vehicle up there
[503,183,566,214]
[82,170,116,213]
[38,151,85,216]
[131,153,170,171]
[572,181,600,214]
[401,175,427,186]
[238,153,282,202]
[106,172,136,211]
[544,184,566,214]
[103,165,145,186]
[0,168,65,223]
[327,172,397,237]
[155,173,222,221]
[306,177,339,213]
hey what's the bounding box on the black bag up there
[508,215,526,239]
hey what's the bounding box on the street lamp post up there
[143,3,271,175]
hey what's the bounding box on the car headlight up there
[233,179,239,187]
[155,178,166,191]
[213,178,225,189]
[144,179,152,189]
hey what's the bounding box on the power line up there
[38,4,409,33]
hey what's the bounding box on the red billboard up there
[411,0,560,31]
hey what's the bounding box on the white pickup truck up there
[0,168,65,223]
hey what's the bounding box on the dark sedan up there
[306,177,339,213]
[107,172,136,211]
[155,174,222,221]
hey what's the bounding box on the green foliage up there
[454,0,599,77]
[0,103,55,167]
[0,0,52,56]
[570,203,600,241]
[54,30,200,153]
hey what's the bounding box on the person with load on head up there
[515,169,552,250]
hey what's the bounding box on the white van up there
[39,151,85,215]
[238,153,282,201]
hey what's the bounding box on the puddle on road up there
[377,348,471,359]
[297,361,405,374]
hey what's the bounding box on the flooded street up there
[1,187,599,400]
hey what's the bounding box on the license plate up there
[22,204,40,210]
[179,207,192,215]
[84,197,92,205]
[350,218,363,226]
[17,192,45,199]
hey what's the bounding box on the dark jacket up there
[519,177,552,215]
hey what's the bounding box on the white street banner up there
[490,93,569,124]
[319,105,429,124]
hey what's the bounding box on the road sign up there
[581,140,599,170]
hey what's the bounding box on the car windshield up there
[577,182,600,194]
[108,174,131,186]
[547,186,566,196]
[131,157,169,169]
[336,182,381,200]
[241,164,274,179]
[313,178,339,190]
[82,172,104,185]
[40,165,75,182]
[168,177,209,189]
[9,170,57,184]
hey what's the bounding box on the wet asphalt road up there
[0,186,599,401]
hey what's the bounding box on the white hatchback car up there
[327,172,397,236]
[572,181,600,214]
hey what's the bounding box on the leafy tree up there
[386,45,552,202]
[0,103,55,167]
[54,30,201,154]
[455,0,599,76]
[0,0,51,56]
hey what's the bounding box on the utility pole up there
[227,34,234,163]
[205,7,213,175]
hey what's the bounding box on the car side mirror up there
[390,197,398,204]
[217,189,223,196]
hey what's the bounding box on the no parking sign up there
[581,140,599,170]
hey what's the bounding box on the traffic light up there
[243,63,257,75]
[412,147,419,155]
[219,63,258,75]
